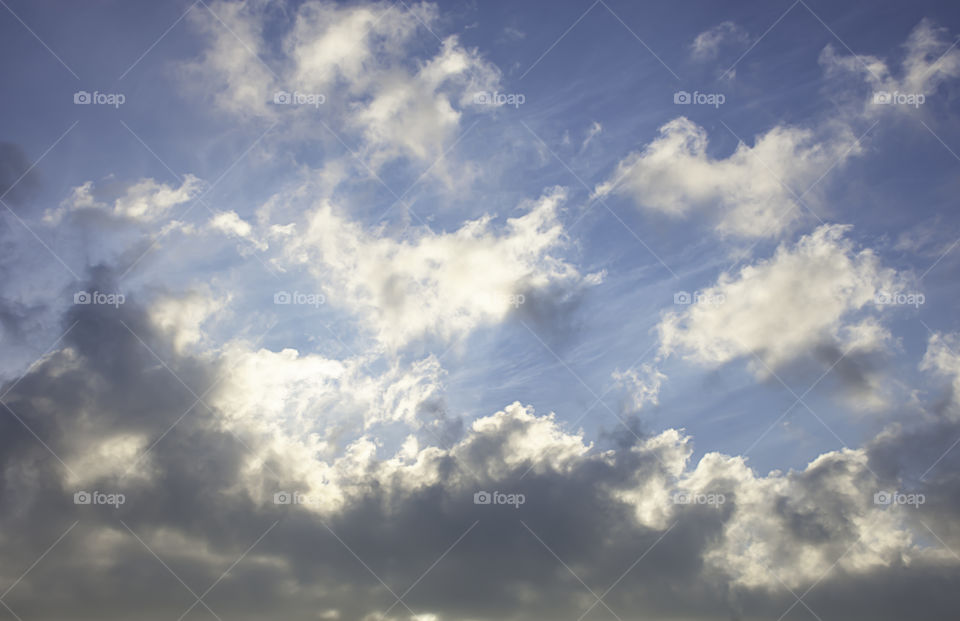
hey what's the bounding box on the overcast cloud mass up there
[1,0,960,619]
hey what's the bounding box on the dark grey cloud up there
[2,278,959,621]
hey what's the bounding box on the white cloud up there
[690,21,749,61]
[820,18,960,116]
[208,210,268,251]
[149,287,231,353]
[350,35,500,172]
[594,117,860,238]
[580,121,602,151]
[47,175,203,223]
[180,0,278,118]
[281,187,600,349]
[285,1,430,92]
[612,364,666,411]
[920,332,960,418]
[214,345,446,431]
[657,225,905,373]
[185,1,501,173]
[698,447,914,590]
[466,402,592,478]
[115,176,204,220]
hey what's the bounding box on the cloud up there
[580,121,602,151]
[690,21,749,61]
[594,117,861,238]
[4,3,960,620]
[1,288,956,621]
[284,1,434,93]
[612,364,666,411]
[347,34,500,172]
[820,18,960,116]
[179,0,279,118]
[46,176,203,223]
[920,331,960,418]
[184,1,501,173]
[280,186,601,349]
[148,287,231,353]
[657,225,907,397]
[209,346,453,478]
[208,210,268,251]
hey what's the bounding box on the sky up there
[1,0,960,619]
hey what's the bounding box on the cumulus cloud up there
[820,18,960,116]
[657,226,909,403]
[280,187,601,349]
[594,117,860,238]
[1,285,957,621]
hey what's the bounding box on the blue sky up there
[2,1,960,619]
